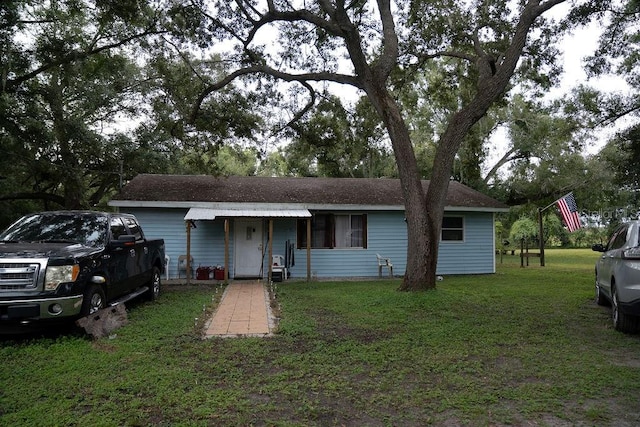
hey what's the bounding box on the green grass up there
[2,249,640,426]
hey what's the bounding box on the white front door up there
[234,219,264,278]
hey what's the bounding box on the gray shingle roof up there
[112,174,508,210]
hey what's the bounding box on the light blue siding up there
[436,211,496,274]
[122,208,496,279]
[289,212,408,279]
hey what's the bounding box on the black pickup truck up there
[0,211,165,324]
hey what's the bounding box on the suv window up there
[608,225,629,250]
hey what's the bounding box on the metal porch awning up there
[184,207,311,221]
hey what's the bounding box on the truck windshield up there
[0,213,109,248]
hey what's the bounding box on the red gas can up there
[213,267,225,280]
[196,266,211,280]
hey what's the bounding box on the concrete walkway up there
[204,281,275,338]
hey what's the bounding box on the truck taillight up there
[44,265,80,290]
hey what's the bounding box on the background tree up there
[0,0,266,226]
[282,95,395,177]
[139,48,266,175]
[509,217,538,245]
[0,0,164,224]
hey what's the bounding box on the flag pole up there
[540,192,572,213]
[537,192,578,266]
[537,193,567,267]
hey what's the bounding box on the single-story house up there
[108,174,509,281]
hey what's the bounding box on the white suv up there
[592,221,640,333]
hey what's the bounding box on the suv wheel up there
[612,284,639,333]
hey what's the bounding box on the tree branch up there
[483,147,528,184]
[275,81,317,134]
[4,24,165,92]
[243,2,343,48]
[371,0,399,80]
[191,64,361,123]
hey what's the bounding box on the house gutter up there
[109,200,509,213]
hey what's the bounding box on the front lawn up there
[1,249,639,426]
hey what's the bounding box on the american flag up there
[556,193,582,232]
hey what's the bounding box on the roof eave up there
[109,200,508,213]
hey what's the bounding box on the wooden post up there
[538,208,545,266]
[186,221,192,284]
[306,218,311,281]
[268,218,273,282]
[224,219,229,281]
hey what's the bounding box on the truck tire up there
[146,267,161,301]
[81,285,106,316]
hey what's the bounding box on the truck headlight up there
[45,265,80,291]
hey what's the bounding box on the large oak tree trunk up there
[365,88,434,290]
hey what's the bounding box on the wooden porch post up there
[268,218,273,281]
[186,221,192,285]
[306,217,311,281]
[224,219,229,281]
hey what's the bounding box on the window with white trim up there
[442,216,464,241]
[298,214,367,248]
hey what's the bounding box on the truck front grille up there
[0,263,41,291]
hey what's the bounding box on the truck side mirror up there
[592,243,606,252]
[111,234,136,248]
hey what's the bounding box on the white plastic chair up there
[272,254,287,281]
[376,253,393,278]
[178,255,193,279]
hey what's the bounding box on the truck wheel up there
[82,285,106,316]
[146,267,161,301]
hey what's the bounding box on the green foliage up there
[509,216,538,242]
[283,95,396,178]
[0,0,268,217]
[0,0,164,215]
[1,0,638,272]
